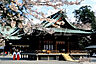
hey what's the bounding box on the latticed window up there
[44,40,53,50]
[44,44,53,50]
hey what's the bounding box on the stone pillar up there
[37,55,39,61]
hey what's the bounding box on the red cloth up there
[5,52,7,54]
[17,54,20,60]
[13,54,16,60]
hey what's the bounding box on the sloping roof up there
[86,45,96,49]
[51,28,92,34]
[41,10,92,30]
[0,25,22,39]
[41,11,77,29]
[41,10,92,34]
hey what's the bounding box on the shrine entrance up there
[56,41,65,53]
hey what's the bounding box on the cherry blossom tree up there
[0,0,84,45]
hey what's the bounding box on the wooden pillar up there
[39,41,41,50]
[56,42,58,53]
[67,42,69,53]
[21,54,22,58]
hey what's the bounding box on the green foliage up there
[91,18,96,31]
[73,5,96,30]
[78,37,91,49]
[73,5,95,24]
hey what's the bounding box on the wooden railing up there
[70,50,88,53]
[36,50,60,53]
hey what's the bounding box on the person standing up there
[13,51,16,60]
[17,51,20,60]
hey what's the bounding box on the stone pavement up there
[0,60,83,64]
[0,56,96,64]
[0,60,96,64]
[0,56,81,64]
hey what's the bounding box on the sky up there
[18,0,96,24]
